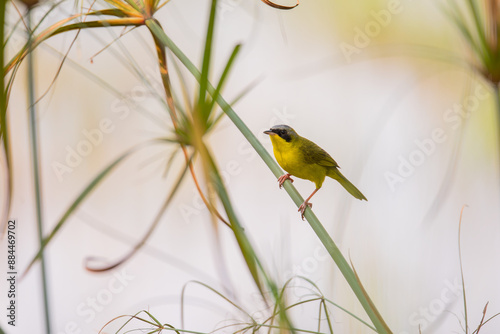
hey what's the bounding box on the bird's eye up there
[280,130,286,135]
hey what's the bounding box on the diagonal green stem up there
[145,19,392,334]
[26,8,52,334]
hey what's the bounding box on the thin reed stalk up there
[26,8,51,334]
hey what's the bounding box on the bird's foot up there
[298,201,312,220]
[278,173,294,188]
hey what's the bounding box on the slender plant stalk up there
[0,0,12,230]
[26,9,51,334]
[146,19,392,333]
[458,205,468,334]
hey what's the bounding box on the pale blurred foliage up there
[2,0,500,333]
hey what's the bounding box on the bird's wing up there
[301,138,339,168]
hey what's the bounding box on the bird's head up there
[263,125,298,143]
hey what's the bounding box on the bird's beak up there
[263,129,275,135]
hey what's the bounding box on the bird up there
[264,124,367,219]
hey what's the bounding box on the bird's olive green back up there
[299,137,339,168]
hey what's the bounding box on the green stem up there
[145,19,392,334]
[27,9,52,334]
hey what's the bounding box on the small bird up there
[264,124,367,219]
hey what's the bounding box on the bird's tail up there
[327,168,367,201]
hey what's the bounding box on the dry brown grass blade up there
[84,156,190,272]
[475,302,489,334]
[261,0,299,10]
[5,13,78,73]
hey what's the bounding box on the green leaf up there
[207,44,242,127]
[465,0,491,65]
[198,0,218,122]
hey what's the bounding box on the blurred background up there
[1,0,500,333]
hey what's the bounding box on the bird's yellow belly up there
[274,146,326,188]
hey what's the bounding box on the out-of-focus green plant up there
[447,0,500,84]
[446,0,500,160]
[100,276,379,333]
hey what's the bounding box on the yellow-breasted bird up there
[264,124,367,219]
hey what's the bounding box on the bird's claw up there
[278,173,294,188]
[298,201,313,220]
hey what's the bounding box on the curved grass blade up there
[258,276,375,332]
[291,276,376,331]
[21,140,160,277]
[99,311,159,334]
[261,0,299,10]
[5,13,80,73]
[84,152,192,272]
[5,16,145,73]
[180,280,254,328]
